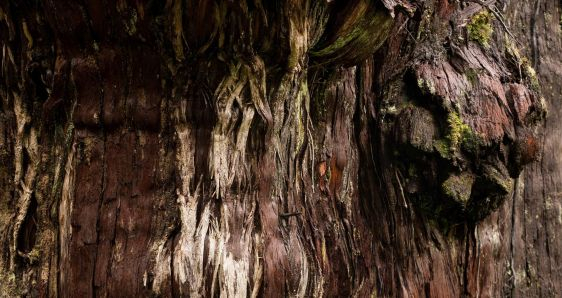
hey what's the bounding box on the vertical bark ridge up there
[0,0,560,297]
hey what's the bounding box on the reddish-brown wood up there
[0,0,560,297]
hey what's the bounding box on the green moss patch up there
[468,10,494,48]
[435,112,481,157]
[447,112,471,149]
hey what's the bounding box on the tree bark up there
[0,0,560,297]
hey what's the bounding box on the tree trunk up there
[0,0,560,297]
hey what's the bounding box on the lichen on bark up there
[0,0,560,297]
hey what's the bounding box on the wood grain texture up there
[0,0,560,297]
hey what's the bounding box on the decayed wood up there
[0,0,560,297]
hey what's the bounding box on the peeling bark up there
[0,0,560,297]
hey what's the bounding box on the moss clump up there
[447,112,472,150]
[434,112,481,158]
[442,173,475,205]
[417,77,436,95]
[468,10,494,48]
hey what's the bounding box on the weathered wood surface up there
[0,0,560,297]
